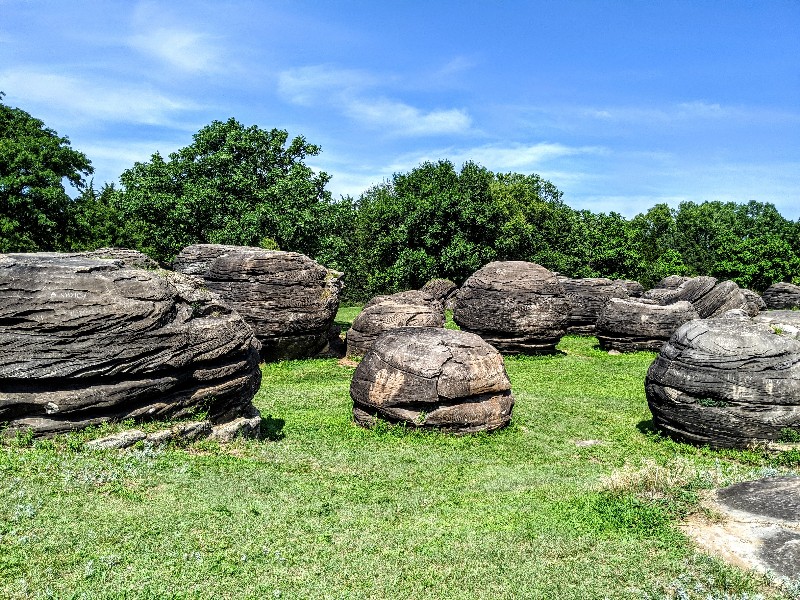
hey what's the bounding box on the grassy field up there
[1,309,799,599]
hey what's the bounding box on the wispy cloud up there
[129,27,224,73]
[0,69,200,126]
[278,64,472,137]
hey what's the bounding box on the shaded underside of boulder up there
[645,312,800,449]
[762,282,800,310]
[346,290,444,357]
[453,261,570,354]
[351,327,514,433]
[596,298,699,352]
[173,244,343,361]
[0,253,262,436]
[558,277,630,334]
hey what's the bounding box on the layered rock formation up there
[453,261,571,354]
[643,275,750,318]
[420,278,458,306]
[596,298,699,353]
[351,327,514,433]
[558,277,630,335]
[645,311,800,448]
[762,282,800,310]
[0,253,262,436]
[173,244,343,361]
[346,290,444,357]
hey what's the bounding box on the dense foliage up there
[0,94,93,252]
[3,99,798,297]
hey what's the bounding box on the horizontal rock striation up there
[762,282,800,310]
[453,261,570,354]
[173,244,343,361]
[0,253,261,436]
[596,298,699,352]
[346,290,444,357]
[645,311,800,448]
[643,276,751,318]
[558,277,630,335]
[351,327,514,433]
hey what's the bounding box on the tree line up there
[2,94,799,301]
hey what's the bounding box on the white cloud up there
[344,98,471,136]
[277,65,374,105]
[129,27,223,73]
[0,69,200,126]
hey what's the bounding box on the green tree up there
[0,93,93,252]
[113,118,334,264]
[714,235,800,292]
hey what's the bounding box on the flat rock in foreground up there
[0,253,262,436]
[453,261,570,354]
[645,311,800,448]
[173,244,343,361]
[351,327,514,433]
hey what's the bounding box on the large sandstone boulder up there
[351,327,514,433]
[762,282,800,310]
[0,253,262,436]
[596,298,699,352]
[616,279,644,297]
[346,290,444,357]
[643,275,750,318]
[558,277,630,335]
[453,261,571,354]
[420,278,458,306]
[645,311,800,448]
[173,244,343,361]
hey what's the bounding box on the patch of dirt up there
[337,357,360,368]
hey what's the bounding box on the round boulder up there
[453,261,571,354]
[762,282,800,310]
[558,277,630,335]
[173,244,343,361]
[346,290,444,357]
[0,253,262,436]
[351,327,514,433]
[645,312,800,448]
[596,298,699,352]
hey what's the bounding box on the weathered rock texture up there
[0,253,262,436]
[596,298,699,353]
[643,276,751,318]
[742,288,767,316]
[557,277,630,335]
[173,244,343,361]
[420,278,458,306]
[346,290,444,357]
[754,310,800,339]
[453,261,571,354]
[645,311,800,448]
[762,282,800,310]
[351,327,514,433]
[71,247,160,270]
[616,279,644,297]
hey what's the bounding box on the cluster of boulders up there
[646,309,800,449]
[762,282,800,310]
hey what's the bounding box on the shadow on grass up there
[636,419,659,436]
[260,415,286,441]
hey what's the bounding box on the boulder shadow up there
[260,415,286,441]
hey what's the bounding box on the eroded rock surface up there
[0,253,262,436]
[754,310,800,339]
[558,277,630,335]
[453,261,570,354]
[173,244,343,360]
[420,278,458,306]
[346,290,444,357]
[763,282,800,310]
[351,327,514,433]
[596,298,699,352]
[645,311,800,448]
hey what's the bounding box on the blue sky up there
[2,0,798,218]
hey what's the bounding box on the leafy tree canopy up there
[113,118,334,264]
[0,93,93,252]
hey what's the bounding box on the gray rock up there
[453,261,570,354]
[615,279,644,297]
[754,310,800,339]
[596,298,699,352]
[209,408,262,442]
[173,244,343,361]
[741,288,767,316]
[645,312,800,448]
[0,253,262,436]
[643,276,718,305]
[351,327,514,433]
[557,277,630,335]
[71,247,160,270]
[420,278,458,305]
[85,429,147,450]
[346,290,444,357]
[762,282,800,310]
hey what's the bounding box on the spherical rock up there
[645,312,800,448]
[346,290,444,357]
[762,282,800,310]
[0,253,262,436]
[351,327,514,433]
[453,261,570,354]
[557,277,630,335]
[596,298,699,352]
[173,244,343,361]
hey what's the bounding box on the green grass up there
[1,309,798,599]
